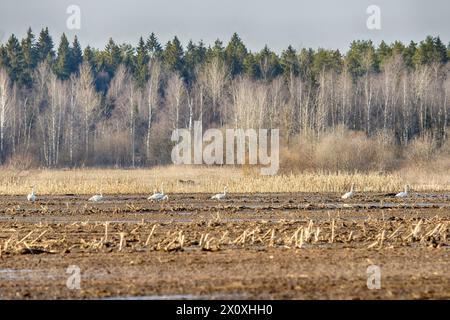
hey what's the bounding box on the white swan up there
[148,184,168,201]
[341,184,355,199]
[27,186,36,202]
[211,186,228,200]
[89,193,103,202]
[395,185,409,198]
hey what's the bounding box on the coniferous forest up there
[0,28,449,169]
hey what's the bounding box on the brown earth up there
[0,192,449,299]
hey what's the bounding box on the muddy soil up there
[0,193,449,299]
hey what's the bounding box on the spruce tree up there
[5,34,28,86]
[376,40,392,68]
[403,41,417,69]
[298,48,314,80]
[21,27,37,70]
[207,39,225,61]
[135,36,149,87]
[243,52,260,79]
[54,33,72,80]
[71,35,83,73]
[146,32,163,60]
[163,36,184,74]
[256,45,282,81]
[184,40,206,83]
[36,27,55,64]
[281,45,299,77]
[120,43,135,72]
[346,40,376,77]
[225,33,247,77]
[104,38,122,75]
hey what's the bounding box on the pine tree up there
[412,36,447,66]
[312,49,342,76]
[54,33,72,80]
[376,40,392,68]
[346,40,376,77]
[391,41,406,56]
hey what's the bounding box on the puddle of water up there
[0,269,62,281]
[100,293,246,300]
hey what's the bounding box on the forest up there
[0,27,449,170]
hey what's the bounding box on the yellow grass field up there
[0,165,449,195]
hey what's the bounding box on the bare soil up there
[0,192,449,299]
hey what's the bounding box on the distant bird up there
[341,184,355,200]
[211,186,228,200]
[148,184,168,201]
[27,186,36,202]
[89,193,104,202]
[395,185,409,198]
[178,179,195,185]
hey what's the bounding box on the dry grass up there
[0,165,449,195]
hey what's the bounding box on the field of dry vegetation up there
[0,162,450,196]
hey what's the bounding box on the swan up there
[27,186,36,202]
[148,184,168,201]
[341,184,354,199]
[395,185,409,198]
[211,186,228,200]
[89,193,103,202]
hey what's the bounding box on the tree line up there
[0,27,449,168]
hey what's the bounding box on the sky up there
[0,0,449,53]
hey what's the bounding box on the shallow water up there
[100,293,247,300]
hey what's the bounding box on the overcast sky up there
[0,0,449,53]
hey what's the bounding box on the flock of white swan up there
[24,184,410,203]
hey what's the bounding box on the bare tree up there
[145,61,161,161]
[37,71,68,166]
[107,65,138,166]
[199,57,228,125]
[166,73,185,130]
[0,68,12,162]
[77,62,100,162]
